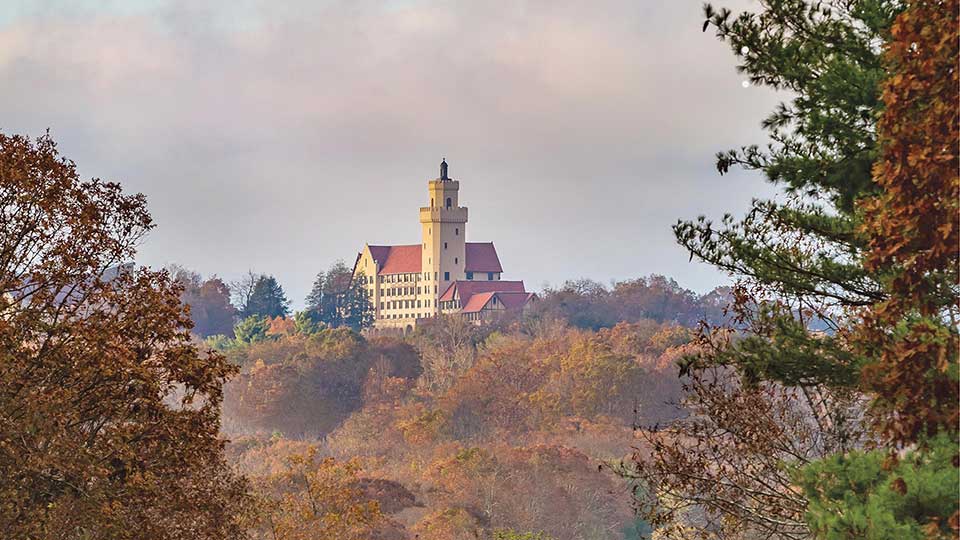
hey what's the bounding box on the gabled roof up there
[368,244,422,275]
[461,291,496,313]
[493,291,536,310]
[465,242,503,273]
[439,280,526,303]
[363,242,503,276]
[461,291,536,313]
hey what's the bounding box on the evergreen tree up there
[341,279,374,331]
[305,270,328,320]
[675,0,902,388]
[305,261,373,332]
[626,0,958,537]
[242,275,290,319]
[795,2,959,537]
[234,315,271,345]
[293,310,322,335]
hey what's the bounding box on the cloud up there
[0,0,780,305]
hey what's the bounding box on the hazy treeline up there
[531,276,731,330]
[169,258,731,339]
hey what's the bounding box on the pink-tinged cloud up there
[0,0,779,306]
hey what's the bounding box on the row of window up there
[362,269,497,288]
[380,298,433,310]
[379,312,435,320]
[465,272,498,281]
[380,273,419,284]
[371,271,453,283]
[378,285,439,297]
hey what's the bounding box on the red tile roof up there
[439,280,526,303]
[366,242,501,276]
[461,291,496,313]
[368,245,422,275]
[465,242,503,273]
[460,291,536,313]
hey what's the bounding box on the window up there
[488,272,494,280]
[466,272,473,280]
[431,198,434,207]
[454,257,458,264]
[379,302,384,310]
[417,300,421,308]
[444,272,450,281]
[444,242,447,250]
[455,227,459,236]
[446,197,451,208]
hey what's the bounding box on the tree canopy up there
[240,274,290,319]
[305,260,373,332]
[0,132,250,538]
[626,0,959,537]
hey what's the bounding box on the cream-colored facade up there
[353,161,531,331]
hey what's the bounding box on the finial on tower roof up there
[440,158,448,181]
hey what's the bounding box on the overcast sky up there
[0,0,782,308]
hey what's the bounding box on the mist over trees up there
[169,265,238,337]
[220,314,688,540]
[2,0,955,538]
[531,276,731,330]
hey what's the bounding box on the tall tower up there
[419,159,468,316]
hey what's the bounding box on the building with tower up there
[352,160,534,331]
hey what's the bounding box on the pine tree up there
[674,0,903,388]
[305,261,373,331]
[627,0,958,537]
[242,275,290,319]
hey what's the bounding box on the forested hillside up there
[2,1,956,539]
[209,287,701,539]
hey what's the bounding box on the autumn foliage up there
[222,317,687,539]
[858,0,959,445]
[0,133,249,538]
